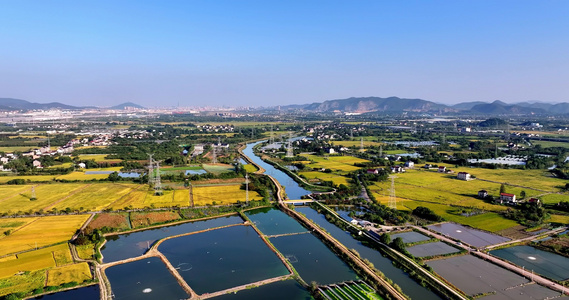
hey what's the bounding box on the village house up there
[528,198,541,206]
[457,172,471,181]
[366,169,379,174]
[438,166,446,173]
[404,161,414,168]
[499,193,517,204]
[478,190,488,198]
[391,166,405,173]
[32,160,42,169]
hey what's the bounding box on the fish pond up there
[427,223,510,248]
[391,231,431,244]
[245,207,308,236]
[105,256,189,300]
[490,245,569,281]
[211,279,312,300]
[101,215,243,262]
[33,285,99,300]
[296,206,442,300]
[158,225,290,294]
[270,232,357,285]
[407,242,461,258]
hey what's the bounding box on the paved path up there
[413,226,569,296]
[485,227,567,250]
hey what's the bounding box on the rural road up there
[413,226,569,296]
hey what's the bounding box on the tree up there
[500,183,506,194]
[390,237,406,252]
[380,233,391,244]
[520,190,526,199]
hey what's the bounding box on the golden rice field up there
[53,183,138,211]
[549,214,569,224]
[46,262,91,286]
[108,188,190,209]
[0,269,45,297]
[46,162,74,169]
[299,171,351,186]
[422,163,565,192]
[0,175,57,184]
[75,244,94,260]
[243,164,258,173]
[0,146,35,152]
[0,215,89,256]
[192,184,262,206]
[302,154,369,173]
[0,184,86,214]
[0,244,70,279]
[78,154,122,162]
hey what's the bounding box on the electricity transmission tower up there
[388,175,397,209]
[245,173,249,205]
[212,142,217,164]
[154,161,163,196]
[286,132,294,157]
[31,186,37,200]
[360,137,364,152]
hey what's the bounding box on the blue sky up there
[1,1,568,107]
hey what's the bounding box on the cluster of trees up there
[412,206,443,222]
[504,202,549,226]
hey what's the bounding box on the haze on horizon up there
[1,1,568,108]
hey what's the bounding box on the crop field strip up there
[53,183,137,211]
[299,171,351,186]
[0,183,86,214]
[192,184,262,206]
[0,215,90,256]
[46,262,92,286]
[0,175,58,184]
[0,243,71,279]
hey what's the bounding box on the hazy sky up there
[1,1,568,107]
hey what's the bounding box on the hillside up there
[297,96,447,113]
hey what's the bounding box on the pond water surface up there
[159,225,289,294]
[101,215,243,262]
[210,279,312,300]
[245,207,307,236]
[33,285,99,300]
[105,256,188,300]
[490,245,569,281]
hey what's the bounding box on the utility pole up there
[31,186,36,200]
[270,125,274,144]
[360,137,364,152]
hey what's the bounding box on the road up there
[413,226,569,296]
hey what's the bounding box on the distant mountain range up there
[0,98,145,111]
[281,97,569,115]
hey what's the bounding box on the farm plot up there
[0,184,87,214]
[299,171,350,186]
[330,140,383,148]
[0,270,45,297]
[78,154,122,163]
[390,231,430,244]
[407,242,461,258]
[46,262,92,286]
[427,255,528,296]
[130,211,181,228]
[482,283,560,300]
[0,218,36,238]
[0,244,70,279]
[303,155,369,173]
[427,223,510,248]
[0,175,57,184]
[144,189,190,208]
[192,184,262,206]
[0,215,89,256]
[242,164,258,173]
[54,183,138,211]
[85,213,130,233]
[202,163,235,174]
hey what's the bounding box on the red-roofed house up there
[499,193,517,204]
[438,166,446,173]
[367,169,378,174]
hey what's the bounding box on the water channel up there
[242,141,310,199]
